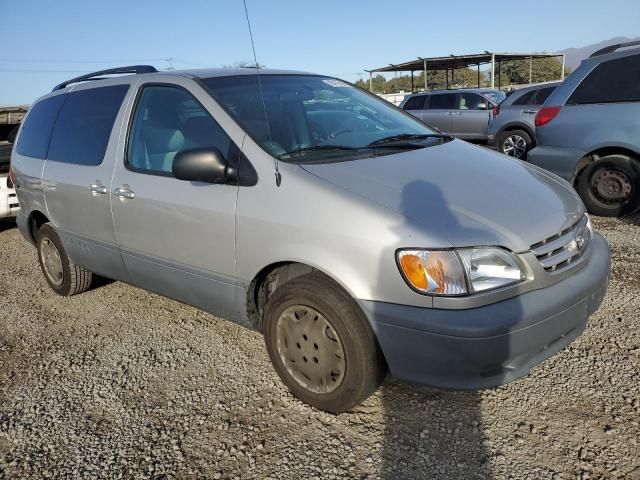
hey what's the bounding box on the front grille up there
[530,215,591,273]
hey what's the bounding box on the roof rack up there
[590,40,640,58]
[52,65,158,92]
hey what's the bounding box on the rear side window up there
[534,86,555,105]
[48,85,129,166]
[16,95,66,159]
[568,55,640,105]
[403,95,426,110]
[458,93,489,110]
[512,90,536,106]
[428,93,457,109]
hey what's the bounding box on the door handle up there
[114,186,135,199]
[523,109,538,114]
[89,183,108,195]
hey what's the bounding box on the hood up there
[300,140,584,252]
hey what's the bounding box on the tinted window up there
[48,85,129,166]
[428,93,457,109]
[533,86,555,105]
[458,93,489,110]
[403,95,427,110]
[568,55,640,105]
[16,95,66,159]
[127,85,234,175]
[512,90,536,106]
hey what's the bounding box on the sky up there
[1,0,639,105]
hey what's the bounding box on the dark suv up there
[528,40,640,217]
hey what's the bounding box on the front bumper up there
[527,145,586,183]
[360,233,610,389]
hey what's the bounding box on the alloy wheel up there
[502,134,528,158]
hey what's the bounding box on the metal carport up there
[366,52,566,92]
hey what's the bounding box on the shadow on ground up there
[380,381,490,479]
[375,178,521,479]
[0,219,16,233]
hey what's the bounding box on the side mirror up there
[172,148,237,184]
[476,102,488,110]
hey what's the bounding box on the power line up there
[0,68,89,73]
[0,58,208,68]
[0,58,168,64]
[0,68,181,73]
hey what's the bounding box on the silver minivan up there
[11,66,610,413]
[400,88,506,140]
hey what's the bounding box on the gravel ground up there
[0,217,638,479]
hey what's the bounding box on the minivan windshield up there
[203,74,449,162]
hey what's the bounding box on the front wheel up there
[263,272,386,413]
[577,154,639,217]
[497,129,532,160]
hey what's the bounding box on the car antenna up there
[243,0,281,187]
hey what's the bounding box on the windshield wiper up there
[278,145,358,159]
[366,133,452,147]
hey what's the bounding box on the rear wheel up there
[36,223,93,296]
[577,154,639,217]
[497,129,532,160]
[263,271,386,413]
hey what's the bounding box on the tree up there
[355,56,572,93]
[498,57,571,86]
[355,67,484,93]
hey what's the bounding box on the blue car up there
[528,40,640,217]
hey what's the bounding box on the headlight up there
[397,247,525,296]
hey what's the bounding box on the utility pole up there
[423,58,428,90]
[490,53,495,88]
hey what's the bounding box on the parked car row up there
[401,40,640,218]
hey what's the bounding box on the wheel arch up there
[26,210,50,244]
[497,122,536,143]
[573,146,640,187]
[246,261,359,332]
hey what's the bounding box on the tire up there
[497,129,533,160]
[36,223,93,296]
[577,154,639,217]
[263,271,386,413]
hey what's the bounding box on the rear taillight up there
[7,167,15,189]
[492,105,500,116]
[535,106,562,127]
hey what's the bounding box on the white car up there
[0,172,19,220]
